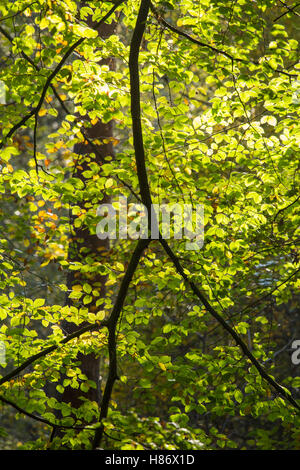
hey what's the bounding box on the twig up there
[123,0,300,422]
[0,0,126,149]
[274,1,300,21]
[159,238,300,412]
[150,3,297,78]
[0,25,71,115]
[0,2,38,23]
[92,238,150,449]
[0,393,96,430]
[0,321,108,386]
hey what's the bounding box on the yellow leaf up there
[40,18,49,29]
[72,284,83,291]
[96,311,106,321]
[40,260,50,267]
[105,178,114,188]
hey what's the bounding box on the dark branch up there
[0,25,71,114]
[0,39,82,150]
[273,195,300,224]
[150,3,297,78]
[129,0,153,210]
[125,0,300,415]
[240,267,300,316]
[0,0,126,149]
[159,238,300,412]
[92,0,153,449]
[92,238,150,449]
[0,394,96,430]
[0,2,38,23]
[0,321,108,386]
[274,1,300,21]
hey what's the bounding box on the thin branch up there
[0,25,71,115]
[150,3,297,78]
[150,4,236,62]
[152,39,184,198]
[0,394,96,430]
[239,267,300,316]
[124,0,300,417]
[159,238,300,412]
[274,1,300,21]
[0,40,82,150]
[0,0,126,149]
[0,321,108,386]
[0,2,38,23]
[273,195,300,224]
[92,238,150,449]
[270,194,300,236]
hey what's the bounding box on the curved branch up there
[150,3,297,78]
[0,2,38,23]
[0,321,108,387]
[159,238,300,412]
[0,0,126,149]
[0,25,71,114]
[123,0,300,416]
[92,238,150,449]
[129,0,153,209]
[0,38,82,150]
[92,1,153,449]
[274,1,300,21]
[0,394,96,430]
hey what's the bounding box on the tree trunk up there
[52,9,116,445]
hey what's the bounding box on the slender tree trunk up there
[61,118,114,408]
[53,8,116,443]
